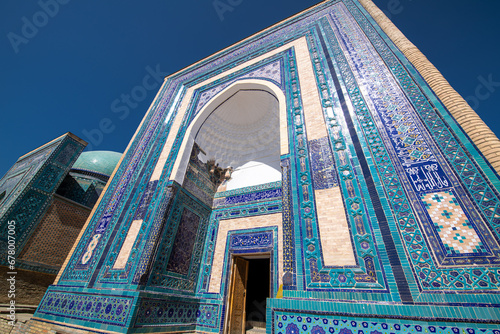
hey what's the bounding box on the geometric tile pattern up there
[214,181,282,198]
[281,157,296,288]
[166,209,201,275]
[309,137,337,190]
[149,188,211,292]
[274,311,500,334]
[346,1,500,238]
[304,33,387,288]
[134,180,158,220]
[194,60,283,116]
[213,188,283,208]
[0,135,85,267]
[422,191,487,255]
[0,143,56,218]
[133,298,219,329]
[183,160,217,207]
[281,32,388,290]
[326,2,500,291]
[198,204,282,294]
[34,290,133,328]
[35,1,500,334]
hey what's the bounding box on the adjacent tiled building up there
[0,133,121,304]
[23,0,500,333]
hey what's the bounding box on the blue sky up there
[1,0,499,178]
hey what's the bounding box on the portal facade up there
[28,0,500,333]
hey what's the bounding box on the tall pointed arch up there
[171,79,289,190]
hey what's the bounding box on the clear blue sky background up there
[1,0,499,178]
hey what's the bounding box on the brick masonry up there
[0,266,55,305]
[316,187,356,266]
[19,196,90,269]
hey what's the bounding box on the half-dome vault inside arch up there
[194,89,281,191]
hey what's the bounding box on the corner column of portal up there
[358,0,500,175]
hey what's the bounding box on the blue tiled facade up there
[33,1,500,333]
[0,133,86,274]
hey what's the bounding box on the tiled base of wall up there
[269,298,500,334]
[272,312,500,334]
[11,304,500,334]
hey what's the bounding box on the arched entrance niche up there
[171,79,288,193]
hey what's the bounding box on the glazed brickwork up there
[31,0,500,333]
[19,196,90,272]
[0,133,86,272]
[358,0,500,175]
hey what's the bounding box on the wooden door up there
[227,257,249,334]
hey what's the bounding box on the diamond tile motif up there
[422,192,487,255]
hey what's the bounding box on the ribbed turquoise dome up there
[72,151,122,177]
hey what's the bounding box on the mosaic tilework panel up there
[194,60,283,116]
[344,0,500,237]
[0,169,30,213]
[343,0,500,236]
[166,208,201,275]
[60,89,176,282]
[184,171,215,207]
[198,202,282,293]
[132,184,175,284]
[197,304,220,328]
[99,181,167,285]
[213,188,283,208]
[0,135,85,263]
[273,312,500,334]
[32,164,66,193]
[133,298,219,329]
[215,181,282,198]
[422,191,487,255]
[320,5,500,291]
[134,180,158,220]
[309,137,338,190]
[0,139,59,206]
[35,290,133,327]
[149,188,210,292]
[182,151,218,207]
[56,0,336,286]
[329,4,451,188]
[0,138,63,218]
[286,34,390,291]
[230,231,273,250]
[281,157,296,288]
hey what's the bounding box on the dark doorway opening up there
[245,258,270,330]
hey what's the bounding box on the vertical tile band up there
[316,23,414,304]
[357,0,500,175]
